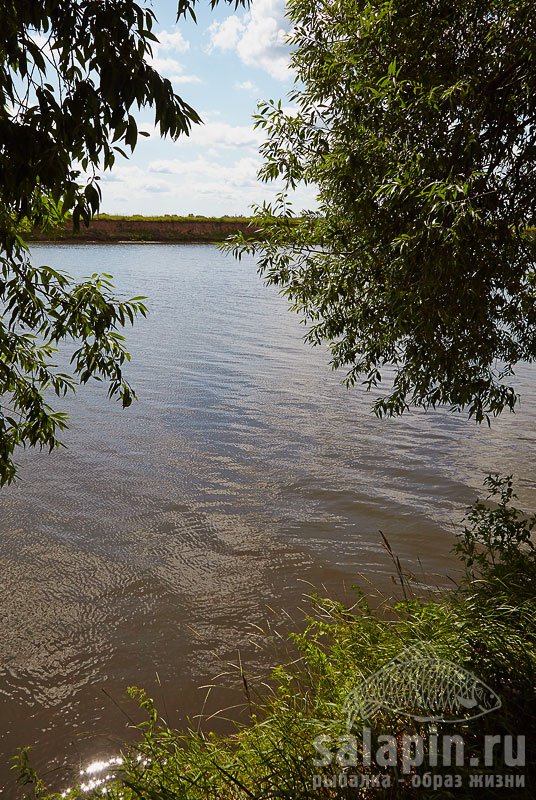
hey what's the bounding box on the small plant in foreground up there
[454,475,536,575]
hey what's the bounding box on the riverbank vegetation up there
[20,476,536,798]
[28,215,257,244]
[93,215,253,223]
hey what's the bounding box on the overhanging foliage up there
[227,0,536,422]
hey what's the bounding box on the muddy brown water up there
[1,244,535,794]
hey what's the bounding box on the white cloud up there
[156,120,264,151]
[98,155,317,216]
[136,119,261,151]
[234,80,258,92]
[99,157,261,213]
[207,16,245,52]
[155,29,190,53]
[149,156,261,188]
[149,29,200,86]
[173,74,202,84]
[148,56,201,86]
[141,181,172,193]
[191,121,263,150]
[207,0,291,81]
[150,55,186,74]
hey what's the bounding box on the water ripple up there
[1,244,535,789]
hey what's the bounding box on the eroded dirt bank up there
[29,217,255,243]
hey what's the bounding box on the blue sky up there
[98,0,314,216]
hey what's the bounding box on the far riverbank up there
[28,214,255,244]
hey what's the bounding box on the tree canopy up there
[229,0,536,423]
[0,0,247,485]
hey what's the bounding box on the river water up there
[1,244,535,792]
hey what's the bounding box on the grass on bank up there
[93,215,254,223]
[26,213,258,242]
[17,476,536,799]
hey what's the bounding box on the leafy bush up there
[454,475,535,585]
